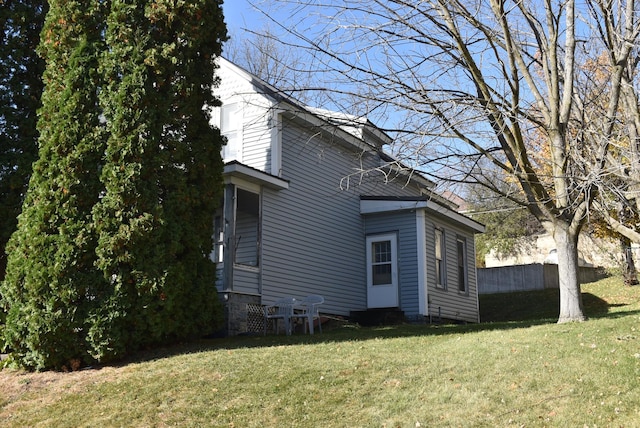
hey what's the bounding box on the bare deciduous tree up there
[225,25,331,106]
[255,0,640,322]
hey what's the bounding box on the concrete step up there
[350,308,404,326]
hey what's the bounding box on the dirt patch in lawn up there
[0,365,119,420]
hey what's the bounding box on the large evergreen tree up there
[90,0,227,358]
[1,0,107,370]
[1,0,227,370]
[0,0,48,282]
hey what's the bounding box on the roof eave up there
[223,161,290,190]
[360,198,485,233]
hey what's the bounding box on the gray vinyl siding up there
[232,268,260,295]
[260,118,423,315]
[363,211,420,315]
[425,216,479,323]
[215,60,480,322]
[234,208,259,267]
[240,108,274,172]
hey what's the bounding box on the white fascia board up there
[223,163,289,190]
[360,199,485,234]
[360,199,429,214]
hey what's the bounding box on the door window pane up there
[372,240,392,285]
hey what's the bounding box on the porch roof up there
[360,196,485,233]
[224,161,290,190]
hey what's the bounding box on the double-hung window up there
[220,102,241,162]
[372,240,393,285]
[435,227,446,289]
[457,237,468,294]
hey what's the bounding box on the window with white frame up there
[213,212,224,264]
[435,227,446,289]
[371,240,393,285]
[220,102,241,162]
[457,237,468,293]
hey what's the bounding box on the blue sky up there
[222,0,264,41]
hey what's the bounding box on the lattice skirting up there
[246,303,266,333]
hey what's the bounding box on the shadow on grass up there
[108,287,637,368]
[479,288,619,322]
[115,318,550,367]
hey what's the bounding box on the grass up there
[2,275,640,427]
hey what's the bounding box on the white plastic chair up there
[292,295,324,334]
[264,297,296,336]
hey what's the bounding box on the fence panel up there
[478,264,545,294]
[478,264,606,294]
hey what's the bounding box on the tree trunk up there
[554,223,586,323]
[620,236,639,286]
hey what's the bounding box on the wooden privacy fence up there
[477,263,607,294]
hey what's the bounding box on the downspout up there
[416,209,429,318]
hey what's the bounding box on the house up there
[210,58,485,335]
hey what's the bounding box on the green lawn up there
[2,275,640,427]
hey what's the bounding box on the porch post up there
[223,183,236,291]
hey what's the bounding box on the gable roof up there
[216,57,436,191]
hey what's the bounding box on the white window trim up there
[270,110,283,177]
[221,102,243,163]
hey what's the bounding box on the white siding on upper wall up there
[212,61,277,173]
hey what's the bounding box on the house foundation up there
[219,291,263,336]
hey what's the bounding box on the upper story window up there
[220,102,242,162]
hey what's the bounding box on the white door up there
[366,233,399,308]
